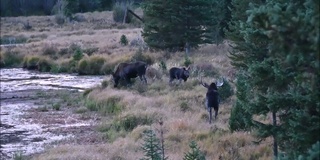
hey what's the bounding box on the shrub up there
[89,56,106,75]
[119,34,128,46]
[55,14,65,25]
[69,43,82,54]
[38,58,52,72]
[77,58,90,75]
[159,60,167,71]
[131,81,148,94]
[42,45,58,59]
[77,56,106,75]
[59,59,75,73]
[146,67,162,80]
[130,36,147,49]
[22,21,32,30]
[180,101,190,112]
[118,114,153,132]
[73,48,83,61]
[219,78,234,102]
[0,50,23,68]
[100,62,115,75]
[85,96,123,116]
[26,56,40,70]
[52,103,61,111]
[98,114,154,142]
[58,48,69,56]
[184,55,193,67]
[83,47,99,56]
[101,80,109,88]
[131,49,154,65]
[22,56,53,71]
[73,14,86,22]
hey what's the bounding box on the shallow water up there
[0,68,106,159]
[0,68,105,92]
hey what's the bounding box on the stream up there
[0,68,106,159]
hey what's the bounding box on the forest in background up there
[0,0,144,17]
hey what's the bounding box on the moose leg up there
[209,107,212,124]
[139,75,147,84]
[214,107,218,120]
[125,77,131,87]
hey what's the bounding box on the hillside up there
[0,11,273,159]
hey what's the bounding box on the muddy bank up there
[0,89,105,160]
[0,68,106,159]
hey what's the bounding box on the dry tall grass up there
[1,11,273,160]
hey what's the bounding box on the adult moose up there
[169,67,190,84]
[112,61,148,88]
[200,77,223,124]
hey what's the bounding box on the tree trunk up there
[272,111,278,158]
[185,42,190,56]
[123,7,128,24]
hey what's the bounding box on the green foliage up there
[22,56,52,71]
[140,129,163,160]
[64,0,79,18]
[21,55,52,72]
[52,103,61,111]
[228,0,320,157]
[37,58,52,72]
[117,114,153,132]
[141,0,229,51]
[278,141,320,160]
[131,49,154,65]
[13,151,24,160]
[218,78,234,102]
[98,114,153,142]
[77,56,106,75]
[180,101,190,112]
[0,50,23,68]
[101,80,109,88]
[73,48,83,61]
[183,141,206,160]
[120,34,129,46]
[183,56,192,67]
[85,97,123,116]
[229,73,252,132]
[159,61,167,71]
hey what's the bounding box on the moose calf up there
[169,67,190,84]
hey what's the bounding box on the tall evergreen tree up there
[141,0,228,51]
[228,0,320,158]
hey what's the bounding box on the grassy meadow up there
[1,11,273,160]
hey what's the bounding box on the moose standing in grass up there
[200,77,223,124]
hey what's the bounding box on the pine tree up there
[183,141,206,160]
[140,129,164,160]
[141,0,228,51]
[228,0,320,158]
